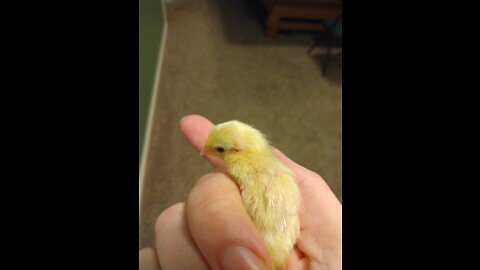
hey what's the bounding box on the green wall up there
[140,0,165,162]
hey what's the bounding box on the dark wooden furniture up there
[263,0,342,38]
[307,14,342,76]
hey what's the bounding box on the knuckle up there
[188,172,231,204]
[196,194,233,217]
[155,202,184,233]
[187,171,239,219]
[195,171,225,186]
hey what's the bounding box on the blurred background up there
[140,0,342,249]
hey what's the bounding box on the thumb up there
[186,172,271,270]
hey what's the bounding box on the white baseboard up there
[139,0,168,214]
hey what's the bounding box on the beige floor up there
[140,0,342,249]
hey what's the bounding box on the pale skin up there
[139,115,342,270]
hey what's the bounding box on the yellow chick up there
[203,120,301,270]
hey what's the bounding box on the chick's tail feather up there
[266,236,291,270]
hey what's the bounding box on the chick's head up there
[202,120,270,159]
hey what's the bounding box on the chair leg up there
[322,43,333,76]
[307,40,318,54]
[321,31,334,76]
[266,14,279,38]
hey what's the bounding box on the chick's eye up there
[216,147,225,153]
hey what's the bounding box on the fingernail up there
[221,246,266,270]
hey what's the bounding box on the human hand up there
[139,115,342,270]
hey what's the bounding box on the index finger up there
[180,115,225,168]
[179,115,214,151]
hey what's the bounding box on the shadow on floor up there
[213,0,343,79]
[213,0,319,46]
[310,53,342,86]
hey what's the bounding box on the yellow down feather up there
[203,120,301,270]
